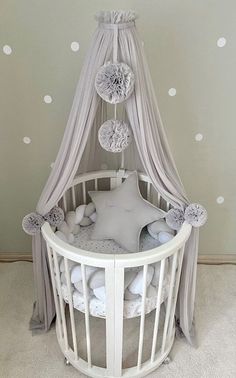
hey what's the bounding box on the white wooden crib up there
[41,169,192,378]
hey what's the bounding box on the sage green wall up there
[1,0,235,254]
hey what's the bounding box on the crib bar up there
[157,192,161,207]
[81,264,92,368]
[94,178,98,191]
[161,252,178,354]
[166,246,185,344]
[146,182,151,201]
[105,266,115,375]
[63,194,67,213]
[47,246,63,341]
[64,258,78,360]
[71,186,76,209]
[113,268,124,376]
[166,201,170,211]
[82,182,86,204]
[137,264,148,370]
[53,249,69,351]
[151,259,166,362]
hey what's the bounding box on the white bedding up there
[57,224,170,318]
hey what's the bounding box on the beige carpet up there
[0,262,236,378]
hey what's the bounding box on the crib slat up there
[157,192,161,207]
[81,264,92,367]
[82,182,86,204]
[151,259,166,362]
[137,264,148,370]
[113,268,124,375]
[53,251,69,351]
[166,246,185,344]
[161,252,178,354]
[94,178,98,191]
[166,201,170,211]
[71,186,76,209]
[64,258,78,360]
[63,194,67,213]
[47,246,63,341]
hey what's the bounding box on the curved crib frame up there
[42,169,192,378]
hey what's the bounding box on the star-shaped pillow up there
[88,171,165,252]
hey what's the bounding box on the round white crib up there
[41,169,192,378]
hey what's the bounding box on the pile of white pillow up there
[59,259,169,302]
[55,202,175,247]
[55,202,97,244]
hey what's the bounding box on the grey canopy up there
[30,10,199,345]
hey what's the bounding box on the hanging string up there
[113,24,125,170]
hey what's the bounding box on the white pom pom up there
[98,119,132,153]
[95,61,135,104]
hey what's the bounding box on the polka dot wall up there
[0,0,235,255]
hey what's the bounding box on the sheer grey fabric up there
[30,11,199,345]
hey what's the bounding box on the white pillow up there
[89,171,165,252]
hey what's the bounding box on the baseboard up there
[0,253,32,262]
[0,252,236,265]
[197,254,236,265]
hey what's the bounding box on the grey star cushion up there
[88,171,165,252]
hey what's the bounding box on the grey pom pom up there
[22,212,44,235]
[44,206,64,227]
[98,119,132,153]
[166,208,185,231]
[95,61,135,104]
[184,203,207,227]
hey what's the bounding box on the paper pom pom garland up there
[22,206,64,235]
[166,203,207,230]
[184,203,207,227]
[43,206,64,227]
[95,61,135,104]
[98,119,132,152]
[22,212,45,235]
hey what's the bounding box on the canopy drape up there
[30,11,199,346]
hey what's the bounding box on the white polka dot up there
[43,95,52,104]
[141,41,145,47]
[168,88,177,97]
[3,45,12,55]
[23,136,31,144]
[71,41,80,52]
[217,37,226,47]
[50,162,55,169]
[195,133,203,142]
[101,163,108,170]
[216,196,224,204]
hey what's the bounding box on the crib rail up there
[42,169,191,378]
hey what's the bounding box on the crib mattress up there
[72,223,162,253]
[58,224,169,318]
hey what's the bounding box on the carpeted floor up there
[0,262,235,378]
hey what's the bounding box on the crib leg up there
[163,356,171,365]
[64,357,70,366]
